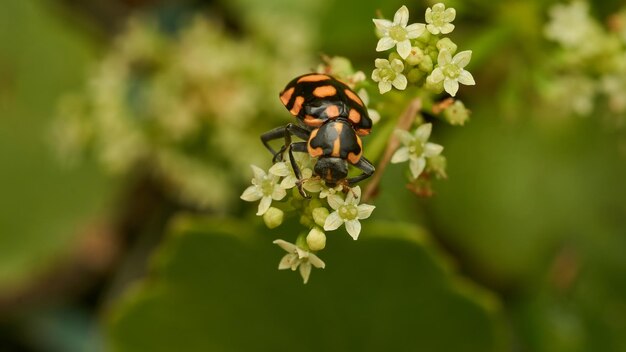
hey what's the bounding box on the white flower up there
[323,186,375,240]
[273,239,325,284]
[544,1,597,48]
[425,3,456,35]
[371,58,408,94]
[373,5,426,59]
[391,123,443,179]
[269,153,322,193]
[427,50,475,96]
[240,165,286,215]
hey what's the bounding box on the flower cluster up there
[542,1,626,120]
[52,13,321,210]
[369,4,474,192]
[241,152,375,284]
[372,4,475,97]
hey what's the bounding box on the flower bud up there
[263,207,284,229]
[443,100,470,126]
[436,38,457,55]
[418,55,433,73]
[407,68,425,83]
[427,155,448,179]
[312,207,330,227]
[405,47,424,66]
[306,227,326,251]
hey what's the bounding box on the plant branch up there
[362,97,421,203]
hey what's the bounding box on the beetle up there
[261,73,375,198]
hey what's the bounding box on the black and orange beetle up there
[261,73,375,198]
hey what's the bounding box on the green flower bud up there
[306,227,326,251]
[405,47,424,66]
[312,207,330,227]
[436,38,457,55]
[407,68,425,83]
[427,154,448,179]
[416,29,432,44]
[443,100,470,126]
[388,51,402,63]
[418,55,433,73]
[296,233,309,250]
[424,73,444,93]
[263,207,284,229]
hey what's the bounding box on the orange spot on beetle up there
[312,85,337,98]
[348,109,361,124]
[297,74,331,83]
[280,87,295,106]
[307,129,324,157]
[356,128,370,136]
[303,115,323,127]
[348,135,363,164]
[325,105,340,118]
[290,96,305,116]
[344,89,364,106]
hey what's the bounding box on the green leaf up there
[107,215,506,352]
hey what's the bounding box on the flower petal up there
[444,78,460,96]
[395,129,414,145]
[376,37,396,52]
[324,211,344,231]
[374,58,390,69]
[452,50,472,68]
[391,146,410,163]
[250,165,266,181]
[345,186,361,204]
[396,39,412,59]
[415,123,432,142]
[273,239,297,253]
[345,219,362,240]
[428,68,444,83]
[394,5,410,26]
[240,185,263,201]
[372,18,393,32]
[257,196,272,215]
[458,70,476,86]
[303,179,323,193]
[278,253,298,270]
[378,81,392,94]
[409,157,426,179]
[327,193,344,210]
[425,7,433,23]
[390,59,404,72]
[308,253,326,269]
[440,23,455,34]
[426,24,440,35]
[299,262,312,284]
[269,162,290,177]
[280,175,297,189]
[357,204,376,219]
[444,8,456,22]
[437,49,452,66]
[405,23,425,38]
[271,186,286,200]
[392,74,408,90]
[424,142,444,157]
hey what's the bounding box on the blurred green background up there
[1,0,625,351]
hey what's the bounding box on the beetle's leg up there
[260,124,310,162]
[346,157,375,185]
[288,142,310,198]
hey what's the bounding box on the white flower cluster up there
[371,4,475,97]
[543,1,626,119]
[240,152,375,284]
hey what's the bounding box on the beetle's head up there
[314,157,348,187]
